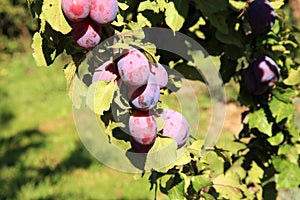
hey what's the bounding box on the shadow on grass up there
[0,127,98,199]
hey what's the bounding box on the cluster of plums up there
[62,0,118,49]
[92,47,190,153]
[244,1,280,95]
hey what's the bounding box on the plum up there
[129,111,157,145]
[246,0,276,34]
[90,0,118,24]
[92,61,118,83]
[244,55,280,95]
[160,109,190,148]
[149,62,168,88]
[129,80,160,111]
[117,48,150,87]
[62,0,90,22]
[71,18,101,49]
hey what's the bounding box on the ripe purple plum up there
[129,80,160,111]
[92,61,118,83]
[129,111,157,145]
[149,62,168,88]
[160,109,190,148]
[117,48,150,87]
[244,55,280,95]
[247,0,276,34]
[90,0,118,24]
[71,18,101,49]
[61,0,90,22]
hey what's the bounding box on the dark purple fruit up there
[247,0,276,34]
[244,55,280,95]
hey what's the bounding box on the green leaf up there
[188,140,204,157]
[41,0,72,34]
[138,0,160,13]
[229,0,246,10]
[278,144,300,164]
[118,2,129,11]
[284,67,300,86]
[195,0,228,14]
[86,81,116,116]
[269,97,295,123]
[267,132,284,146]
[165,1,185,31]
[272,157,300,189]
[192,174,213,192]
[168,180,185,199]
[128,13,152,29]
[270,0,285,9]
[213,172,244,200]
[111,13,125,27]
[172,148,192,166]
[145,137,178,171]
[32,32,47,67]
[247,161,264,184]
[208,12,229,34]
[271,87,299,103]
[248,109,273,137]
[216,31,242,47]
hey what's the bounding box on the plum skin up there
[129,81,160,111]
[129,111,157,146]
[90,0,118,24]
[244,55,280,95]
[61,0,91,22]
[71,18,101,49]
[160,109,190,148]
[246,0,276,34]
[149,62,168,88]
[117,48,150,87]
[92,61,118,83]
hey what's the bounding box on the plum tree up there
[71,18,101,49]
[129,111,157,145]
[61,0,90,22]
[129,82,160,111]
[117,48,150,87]
[160,109,190,147]
[90,0,118,24]
[246,0,276,34]
[92,61,118,83]
[149,63,168,88]
[244,55,280,95]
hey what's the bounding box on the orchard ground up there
[0,48,250,199]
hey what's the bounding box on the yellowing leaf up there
[165,2,184,31]
[138,0,160,13]
[32,32,47,67]
[118,2,129,11]
[41,0,71,34]
[270,0,285,9]
[86,81,116,116]
[284,68,300,86]
[65,64,88,109]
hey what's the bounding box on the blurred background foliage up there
[0,0,299,199]
[0,0,38,56]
